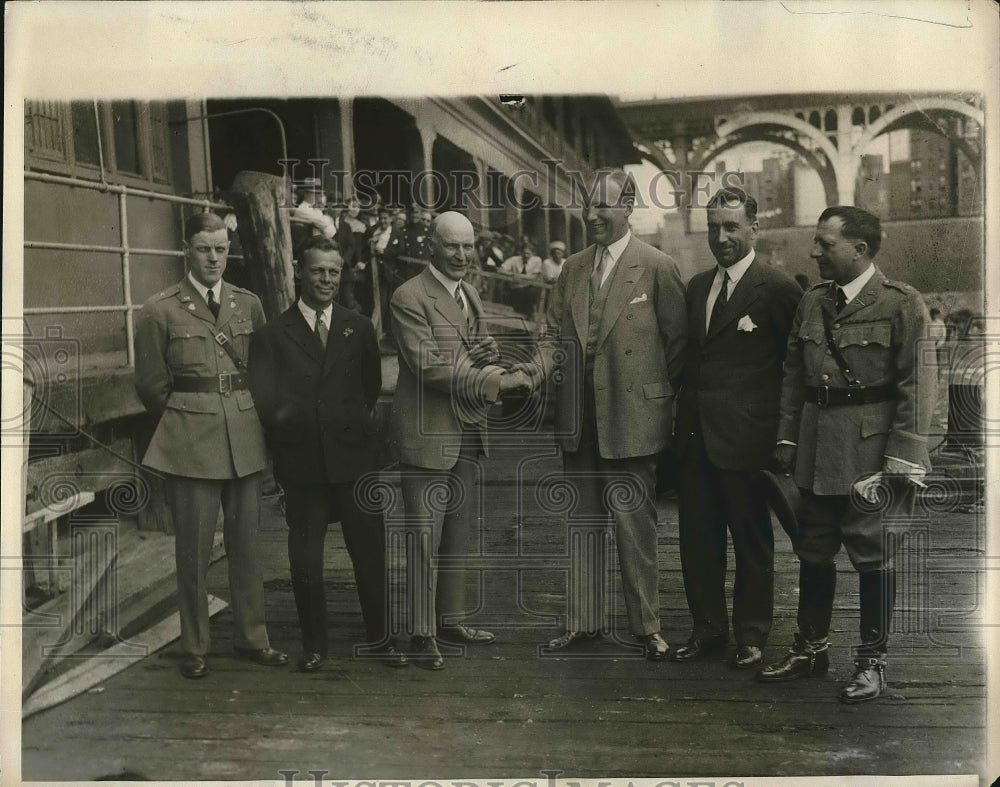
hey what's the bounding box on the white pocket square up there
[737,315,758,332]
[629,293,648,305]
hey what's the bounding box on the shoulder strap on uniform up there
[819,301,862,387]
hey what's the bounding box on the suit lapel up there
[322,305,348,376]
[426,269,474,347]
[281,306,325,365]
[692,271,713,346]
[594,239,642,351]
[215,282,236,328]
[706,259,764,340]
[569,248,596,347]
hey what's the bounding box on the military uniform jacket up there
[134,277,268,479]
[776,267,934,495]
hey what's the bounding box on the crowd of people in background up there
[288,179,571,328]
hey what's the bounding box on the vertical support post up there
[119,189,135,367]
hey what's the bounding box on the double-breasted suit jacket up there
[134,276,271,656]
[673,257,801,646]
[249,303,382,485]
[542,237,687,459]
[540,235,687,636]
[249,303,389,652]
[778,269,933,496]
[676,258,803,469]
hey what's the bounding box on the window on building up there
[25,100,172,188]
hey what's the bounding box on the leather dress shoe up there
[234,646,290,667]
[297,652,324,672]
[636,632,670,661]
[180,654,208,679]
[731,644,763,669]
[546,630,602,650]
[756,634,829,682]
[370,642,409,668]
[840,657,886,704]
[437,624,496,645]
[669,635,728,662]
[410,636,445,671]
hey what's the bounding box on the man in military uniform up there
[758,206,934,703]
[134,212,288,679]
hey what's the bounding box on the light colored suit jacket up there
[777,268,934,495]
[390,267,506,471]
[541,236,687,459]
[134,277,268,479]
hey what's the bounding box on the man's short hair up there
[819,205,883,257]
[298,235,341,262]
[707,187,758,222]
[585,168,636,206]
[184,211,227,241]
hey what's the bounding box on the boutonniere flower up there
[343,327,354,337]
[737,315,758,332]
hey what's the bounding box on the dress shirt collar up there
[187,273,222,305]
[716,248,755,286]
[297,298,333,328]
[839,262,876,304]
[601,230,632,265]
[428,263,464,299]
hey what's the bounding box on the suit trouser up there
[283,482,390,655]
[165,473,269,656]
[677,428,774,646]
[399,427,482,637]
[562,378,661,636]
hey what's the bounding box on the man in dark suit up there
[672,187,801,669]
[390,211,532,669]
[524,169,687,660]
[134,211,288,679]
[249,236,408,672]
[758,206,933,703]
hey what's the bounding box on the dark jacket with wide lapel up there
[135,277,268,479]
[389,266,506,470]
[248,302,382,485]
[541,235,687,459]
[675,257,802,471]
[777,267,934,494]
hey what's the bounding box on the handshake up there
[466,338,543,395]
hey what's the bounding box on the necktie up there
[591,247,609,296]
[207,289,220,319]
[314,311,328,349]
[454,285,471,325]
[835,287,848,313]
[709,270,730,332]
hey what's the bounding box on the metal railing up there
[23,171,235,366]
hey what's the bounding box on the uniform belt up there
[172,373,249,394]
[805,383,897,407]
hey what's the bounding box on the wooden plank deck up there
[20,434,987,781]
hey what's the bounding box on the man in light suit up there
[672,187,801,669]
[134,212,288,679]
[249,236,408,672]
[758,206,934,703]
[390,211,532,669]
[527,169,687,660]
